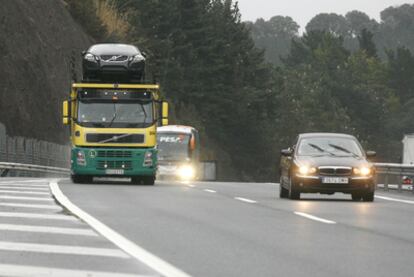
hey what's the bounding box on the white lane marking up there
[376,195,414,205]
[0,195,53,202]
[0,223,97,236]
[50,181,191,277]
[0,264,148,277]
[187,184,196,188]
[234,197,257,204]
[294,212,336,224]
[0,185,49,191]
[0,212,77,221]
[203,189,216,193]
[0,179,49,185]
[0,241,129,258]
[0,203,61,210]
[0,189,50,195]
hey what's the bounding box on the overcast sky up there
[236,0,410,31]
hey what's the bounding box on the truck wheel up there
[288,177,300,200]
[279,177,289,198]
[362,192,374,202]
[71,175,92,184]
[131,177,142,185]
[143,176,155,186]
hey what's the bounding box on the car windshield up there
[77,101,153,128]
[297,137,363,157]
[157,133,191,161]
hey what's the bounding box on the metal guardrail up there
[374,163,414,193]
[0,162,70,177]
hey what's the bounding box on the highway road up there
[1,178,414,276]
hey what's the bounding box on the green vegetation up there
[66,1,414,181]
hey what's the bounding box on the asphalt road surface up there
[53,179,414,277]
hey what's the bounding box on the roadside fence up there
[0,122,70,177]
[374,163,414,193]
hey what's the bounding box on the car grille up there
[96,160,132,170]
[319,167,352,176]
[97,150,132,158]
[86,134,145,144]
[100,55,129,62]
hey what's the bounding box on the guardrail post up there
[398,169,402,193]
[384,168,389,191]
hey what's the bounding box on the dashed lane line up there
[0,241,129,258]
[234,197,257,204]
[0,224,98,236]
[0,212,77,221]
[0,203,61,210]
[376,195,414,205]
[0,195,54,202]
[0,264,150,277]
[50,181,192,277]
[294,212,336,224]
[0,189,50,195]
[203,189,217,193]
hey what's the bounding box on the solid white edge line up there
[234,197,257,204]
[50,181,192,277]
[294,212,336,224]
[0,264,149,277]
[0,212,77,221]
[0,223,98,236]
[375,195,414,205]
[203,189,216,193]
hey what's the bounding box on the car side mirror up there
[141,51,147,58]
[366,151,376,158]
[81,50,86,56]
[281,148,293,157]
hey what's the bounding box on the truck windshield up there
[157,133,191,161]
[77,101,153,128]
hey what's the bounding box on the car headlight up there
[178,165,195,180]
[353,167,371,176]
[131,54,145,62]
[84,53,98,62]
[298,166,317,175]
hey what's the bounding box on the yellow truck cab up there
[63,83,168,185]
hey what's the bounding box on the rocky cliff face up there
[0,0,92,143]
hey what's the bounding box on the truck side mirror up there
[162,101,169,126]
[63,100,70,125]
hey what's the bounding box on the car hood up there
[295,155,370,167]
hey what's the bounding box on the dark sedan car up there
[279,133,376,201]
[82,43,146,83]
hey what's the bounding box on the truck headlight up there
[353,167,371,176]
[76,151,86,166]
[143,151,153,167]
[298,166,317,175]
[178,165,195,180]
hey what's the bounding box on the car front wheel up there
[279,177,289,198]
[362,191,374,202]
[288,177,300,200]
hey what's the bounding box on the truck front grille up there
[96,160,132,170]
[86,133,144,144]
[97,150,132,158]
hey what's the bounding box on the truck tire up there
[143,176,155,186]
[71,175,92,184]
[131,177,142,185]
